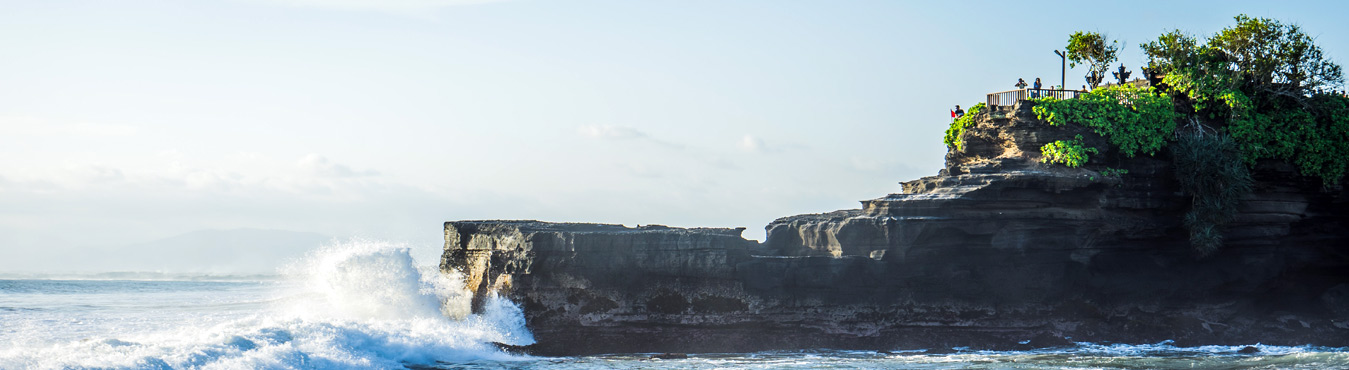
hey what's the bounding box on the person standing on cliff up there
[1016,78,1028,90]
[1032,78,1043,98]
[953,105,965,119]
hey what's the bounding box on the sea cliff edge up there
[441,101,1349,355]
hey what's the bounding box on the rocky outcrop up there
[442,101,1349,355]
[441,222,755,316]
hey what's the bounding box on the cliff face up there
[442,101,1349,355]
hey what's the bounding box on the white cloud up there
[578,125,648,140]
[233,152,268,161]
[615,161,674,179]
[848,156,920,176]
[0,116,138,137]
[737,134,809,154]
[69,164,126,184]
[180,168,245,191]
[0,153,384,198]
[297,154,380,178]
[707,157,741,171]
[739,135,765,152]
[577,125,683,150]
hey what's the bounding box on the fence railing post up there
[985,88,1083,107]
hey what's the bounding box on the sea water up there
[0,240,531,369]
[3,240,1347,370]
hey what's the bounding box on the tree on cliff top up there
[1140,15,1346,180]
[1036,15,1346,256]
[1143,15,1344,116]
[1144,15,1346,256]
[1065,31,1120,90]
[1207,15,1343,102]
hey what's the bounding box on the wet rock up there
[1019,333,1073,350]
[491,342,535,355]
[925,347,956,355]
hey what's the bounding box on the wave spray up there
[0,239,534,369]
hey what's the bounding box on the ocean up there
[2,240,1346,370]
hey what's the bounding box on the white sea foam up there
[0,239,533,370]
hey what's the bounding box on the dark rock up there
[1238,346,1260,354]
[442,101,1349,355]
[1322,284,1349,319]
[651,353,688,359]
[1023,333,1074,349]
[925,347,956,355]
[491,342,535,355]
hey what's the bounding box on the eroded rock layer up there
[442,101,1349,355]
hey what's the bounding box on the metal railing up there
[986,89,1083,107]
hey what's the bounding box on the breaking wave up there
[0,240,533,369]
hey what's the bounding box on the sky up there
[2,0,1346,272]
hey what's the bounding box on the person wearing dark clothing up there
[953,105,965,118]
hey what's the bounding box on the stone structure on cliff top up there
[442,100,1349,355]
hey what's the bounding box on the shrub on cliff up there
[1142,15,1347,254]
[1028,15,1345,255]
[1144,15,1347,184]
[1172,133,1253,256]
[943,103,985,151]
[1033,85,1177,158]
[1227,93,1349,186]
[1039,135,1098,168]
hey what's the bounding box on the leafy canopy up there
[1207,15,1344,100]
[1066,32,1120,89]
[1142,14,1347,184]
[1026,15,1346,255]
[1033,85,1178,158]
[1039,135,1098,168]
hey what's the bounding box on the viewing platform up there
[985,78,1153,107]
[985,89,1082,107]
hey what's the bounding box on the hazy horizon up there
[4,0,1347,273]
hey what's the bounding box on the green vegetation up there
[1101,167,1129,177]
[1139,15,1347,254]
[1065,32,1120,89]
[1033,85,1178,158]
[1014,15,1347,255]
[943,103,984,151]
[1227,93,1349,185]
[1143,15,1348,184]
[1039,135,1097,168]
[1171,134,1253,256]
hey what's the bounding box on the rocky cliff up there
[442,101,1349,355]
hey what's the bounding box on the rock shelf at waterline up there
[441,100,1349,355]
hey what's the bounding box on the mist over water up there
[0,240,533,369]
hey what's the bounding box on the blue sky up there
[2,0,1346,271]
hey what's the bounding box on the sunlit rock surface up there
[442,101,1349,355]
